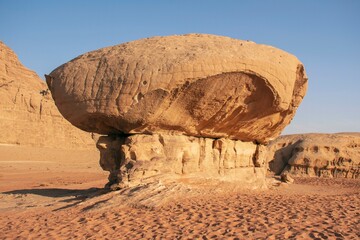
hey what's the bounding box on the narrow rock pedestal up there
[96,133,267,190]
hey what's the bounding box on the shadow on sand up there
[2,187,111,211]
[3,187,106,198]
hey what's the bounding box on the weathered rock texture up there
[0,41,94,149]
[46,34,307,143]
[267,133,360,179]
[96,134,267,188]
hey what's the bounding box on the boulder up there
[267,133,360,179]
[46,34,307,143]
[0,41,94,149]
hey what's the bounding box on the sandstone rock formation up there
[46,34,308,188]
[0,41,94,149]
[96,133,267,188]
[267,133,360,179]
[46,34,307,143]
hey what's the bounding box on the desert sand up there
[1,144,359,239]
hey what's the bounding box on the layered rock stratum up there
[267,133,360,179]
[0,41,94,149]
[46,34,308,187]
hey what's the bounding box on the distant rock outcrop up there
[0,41,94,149]
[46,34,308,188]
[267,133,360,179]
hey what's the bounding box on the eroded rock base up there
[96,134,267,189]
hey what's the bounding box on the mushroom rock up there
[46,34,308,188]
[267,133,360,179]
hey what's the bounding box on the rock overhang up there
[46,33,308,144]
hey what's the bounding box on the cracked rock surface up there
[47,34,307,143]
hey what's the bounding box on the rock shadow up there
[2,187,110,211]
[268,139,302,175]
[2,187,107,198]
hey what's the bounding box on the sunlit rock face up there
[96,134,267,188]
[47,34,308,188]
[267,133,360,179]
[46,34,307,144]
[0,41,94,149]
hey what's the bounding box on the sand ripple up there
[1,178,359,239]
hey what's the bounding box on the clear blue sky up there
[1,0,359,134]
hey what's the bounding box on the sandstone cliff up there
[267,133,360,179]
[0,41,94,149]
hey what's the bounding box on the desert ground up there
[0,144,359,240]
